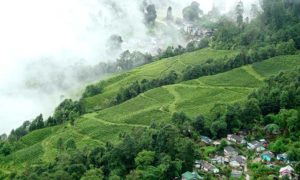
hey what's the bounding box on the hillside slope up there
[83,49,238,111]
[1,52,300,173]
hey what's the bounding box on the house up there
[259,139,268,145]
[211,156,228,165]
[224,146,238,157]
[227,134,246,144]
[230,155,247,167]
[200,136,212,144]
[199,160,219,174]
[229,160,240,168]
[277,153,289,162]
[279,165,294,179]
[183,23,202,37]
[204,29,213,37]
[182,171,203,180]
[247,140,265,152]
[213,140,221,146]
[261,151,274,162]
[195,160,201,169]
[231,170,243,178]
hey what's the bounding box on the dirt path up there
[84,113,148,128]
[175,83,255,90]
[245,163,250,180]
[242,65,265,81]
[164,86,181,112]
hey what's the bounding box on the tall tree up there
[182,1,203,22]
[166,6,173,21]
[144,4,157,26]
[235,0,244,28]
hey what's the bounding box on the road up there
[245,163,250,180]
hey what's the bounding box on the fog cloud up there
[0,0,259,134]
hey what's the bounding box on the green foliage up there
[242,98,261,128]
[82,84,103,98]
[269,138,287,153]
[57,138,64,150]
[249,163,278,179]
[66,138,77,150]
[117,50,153,71]
[252,67,300,116]
[276,40,297,55]
[53,99,84,125]
[287,147,300,161]
[29,114,44,132]
[81,168,104,180]
[113,70,178,105]
[0,141,12,156]
[135,150,155,168]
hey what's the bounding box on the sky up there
[0,0,259,134]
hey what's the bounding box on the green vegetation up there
[83,48,238,111]
[1,52,299,179]
[1,1,300,179]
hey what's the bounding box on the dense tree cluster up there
[82,84,103,98]
[11,123,199,180]
[52,99,85,126]
[116,50,153,71]
[251,68,300,116]
[182,1,203,22]
[107,35,123,51]
[144,4,157,26]
[157,38,209,60]
[211,0,300,50]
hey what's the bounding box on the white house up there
[279,165,294,179]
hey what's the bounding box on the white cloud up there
[0,0,259,134]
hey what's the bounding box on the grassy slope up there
[1,52,299,172]
[83,49,238,111]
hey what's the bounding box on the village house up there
[227,134,246,144]
[211,156,228,165]
[181,171,203,180]
[224,146,238,157]
[195,160,201,169]
[277,153,289,163]
[212,140,221,146]
[230,155,247,167]
[279,165,294,179]
[199,160,220,174]
[247,140,266,152]
[200,135,212,144]
[231,170,243,178]
[229,160,240,168]
[183,23,202,37]
[261,151,274,162]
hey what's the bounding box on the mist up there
[0,0,259,134]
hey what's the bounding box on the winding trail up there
[177,59,188,67]
[175,83,255,90]
[84,113,148,128]
[245,163,250,180]
[164,86,181,112]
[140,93,160,103]
[242,65,265,81]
